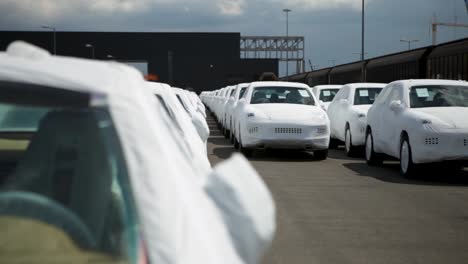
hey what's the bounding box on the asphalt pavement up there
[206,114,468,264]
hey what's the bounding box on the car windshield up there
[409,85,468,108]
[250,86,315,105]
[0,87,139,263]
[353,88,383,105]
[319,89,339,102]
[238,87,247,99]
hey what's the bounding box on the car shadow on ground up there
[343,162,468,186]
[247,149,323,162]
[327,148,365,161]
[208,136,233,147]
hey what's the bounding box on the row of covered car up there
[202,78,468,178]
[0,41,276,264]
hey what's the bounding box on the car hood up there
[412,107,468,129]
[251,104,327,122]
[352,105,372,114]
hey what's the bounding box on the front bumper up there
[243,121,330,150]
[411,129,468,164]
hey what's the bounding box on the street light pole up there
[41,25,56,55]
[361,0,365,82]
[85,44,95,59]
[400,39,419,50]
[283,8,291,81]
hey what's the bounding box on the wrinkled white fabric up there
[0,41,276,264]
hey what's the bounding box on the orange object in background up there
[145,74,159,81]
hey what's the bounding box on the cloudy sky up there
[1,0,468,76]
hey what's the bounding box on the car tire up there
[345,127,357,157]
[365,130,383,166]
[329,138,340,149]
[239,130,253,157]
[314,150,328,160]
[400,136,417,178]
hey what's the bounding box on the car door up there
[328,86,347,139]
[380,85,404,157]
[335,87,351,141]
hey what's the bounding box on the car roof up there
[250,81,309,88]
[313,85,343,89]
[344,83,387,89]
[391,79,468,87]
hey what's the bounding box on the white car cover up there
[311,85,343,111]
[234,81,330,151]
[174,88,210,145]
[367,79,468,164]
[147,82,211,176]
[327,83,386,148]
[0,41,276,264]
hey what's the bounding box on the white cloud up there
[272,0,373,11]
[216,0,246,16]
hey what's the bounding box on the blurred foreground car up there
[327,83,385,156]
[234,82,330,159]
[0,42,276,264]
[366,79,468,177]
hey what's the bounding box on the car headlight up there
[316,126,328,135]
[357,113,366,118]
[247,113,255,118]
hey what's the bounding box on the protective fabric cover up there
[327,83,386,146]
[234,81,330,150]
[0,41,275,264]
[205,154,276,264]
[367,79,468,163]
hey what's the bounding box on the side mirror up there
[339,99,348,104]
[389,100,404,112]
[238,98,246,104]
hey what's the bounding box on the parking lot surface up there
[207,115,468,264]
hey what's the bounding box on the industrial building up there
[0,31,278,93]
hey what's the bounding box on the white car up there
[233,81,330,159]
[365,79,468,177]
[219,86,236,135]
[174,88,210,145]
[311,85,343,111]
[225,83,250,141]
[147,82,211,177]
[327,83,385,156]
[0,41,276,264]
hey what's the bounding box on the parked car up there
[233,81,330,159]
[225,83,250,141]
[0,41,276,264]
[365,79,468,177]
[173,88,210,145]
[147,82,211,176]
[310,85,343,111]
[327,83,385,156]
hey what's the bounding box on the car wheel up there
[345,127,357,157]
[400,136,417,178]
[314,150,328,160]
[329,138,339,149]
[365,130,383,166]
